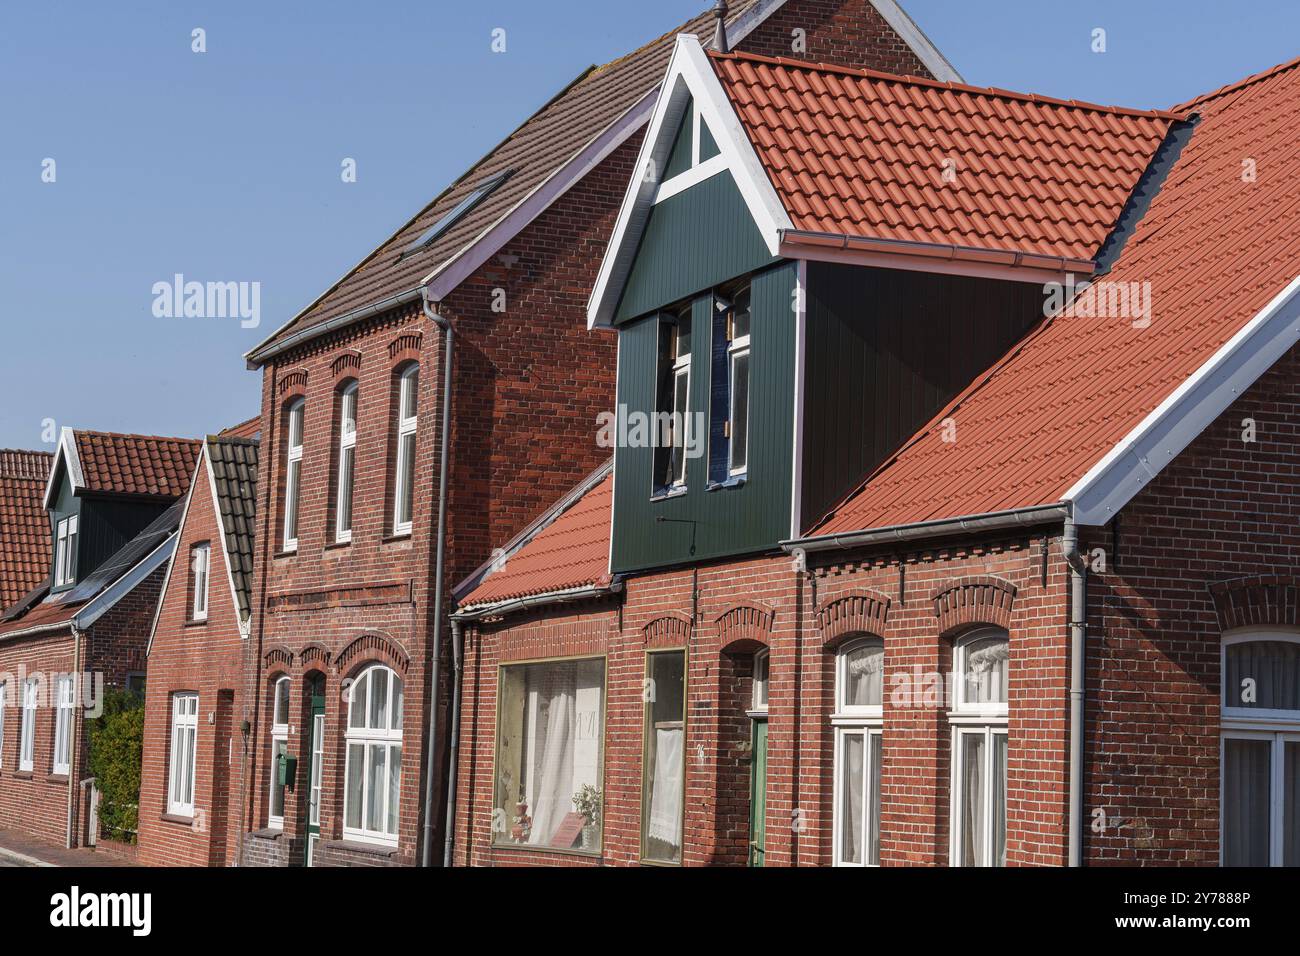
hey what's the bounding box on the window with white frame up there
[654,312,692,493]
[950,629,1009,867]
[268,676,291,828]
[344,665,404,844]
[283,399,305,551]
[168,693,199,816]
[335,381,358,543]
[19,677,37,772]
[833,637,884,866]
[0,683,7,769]
[191,542,210,621]
[393,367,418,536]
[52,675,75,776]
[751,648,769,714]
[494,658,605,851]
[726,286,751,476]
[54,515,79,587]
[643,649,687,863]
[1221,631,1300,866]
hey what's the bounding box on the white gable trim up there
[587,34,793,328]
[146,447,202,656]
[42,428,83,511]
[205,444,253,638]
[1065,275,1300,525]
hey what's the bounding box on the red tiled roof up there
[0,450,53,610]
[711,51,1181,264]
[74,431,201,500]
[461,472,614,608]
[219,416,261,440]
[814,55,1300,535]
[0,598,76,637]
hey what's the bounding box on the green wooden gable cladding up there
[611,261,797,574]
[614,169,777,325]
[663,100,695,181]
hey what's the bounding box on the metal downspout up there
[1063,521,1087,867]
[441,619,464,867]
[67,623,81,849]
[420,289,454,867]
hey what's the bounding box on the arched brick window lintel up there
[335,632,411,677]
[276,369,309,401]
[1210,575,1300,631]
[263,646,294,670]
[387,331,424,366]
[713,602,773,650]
[329,351,362,386]
[816,589,891,645]
[643,613,693,648]
[931,576,1017,637]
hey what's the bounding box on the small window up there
[751,649,770,714]
[0,683,7,769]
[19,678,37,772]
[642,649,686,864]
[726,286,751,476]
[833,637,883,867]
[54,515,79,587]
[52,675,75,776]
[344,665,404,845]
[494,658,605,852]
[191,543,210,621]
[950,629,1009,868]
[393,366,419,536]
[168,693,199,816]
[268,676,291,829]
[336,382,358,543]
[402,169,514,256]
[654,311,692,493]
[283,399,305,552]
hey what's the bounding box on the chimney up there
[713,0,729,54]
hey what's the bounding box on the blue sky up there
[1,0,1295,449]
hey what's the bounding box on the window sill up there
[184,618,209,628]
[650,487,688,502]
[324,839,400,860]
[11,771,33,780]
[160,812,195,826]
[273,549,298,560]
[249,827,283,841]
[707,475,746,492]
[381,532,413,546]
[324,539,352,552]
[491,841,602,861]
[45,774,69,784]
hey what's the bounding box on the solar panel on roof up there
[401,169,515,259]
[58,499,185,604]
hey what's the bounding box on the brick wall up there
[138,458,249,866]
[740,0,934,77]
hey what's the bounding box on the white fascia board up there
[868,0,964,82]
[205,444,252,638]
[1065,275,1300,526]
[781,239,1080,286]
[587,34,793,329]
[76,532,178,633]
[146,448,203,656]
[42,428,82,511]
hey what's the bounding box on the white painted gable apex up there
[586,34,792,328]
[42,426,83,511]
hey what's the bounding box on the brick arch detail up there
[299,644,333,669]
[388,331,423,364]
[713,602,774,650]
[277,370,308,399]
[263,646,293,670]
[330,351,362,385]
[643,613,692,648]
[816,589,891,644]
[1210,575,1300,631]
[931,576,1017,636]
[335,632,411,676]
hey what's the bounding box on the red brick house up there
[0,429,199,848]
[235,0,955,867]
[137,435,258,867]
[448,38,1300,868]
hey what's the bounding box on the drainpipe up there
[420,287,455,867]
[1063,521,1087,867]
[441,619,464,867]
[66,622,81,849]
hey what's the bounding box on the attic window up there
[55,515,79,588]
[402,169,515,257]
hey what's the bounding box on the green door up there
[749,719,767,867]
[305,681,325,866]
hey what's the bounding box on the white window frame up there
[268,676,291,829]
[343,665,404,846]
[191,542,210,622]
[726,295,751,477]
[52,675,75,776]
[19,677,37,772]
[1219,629,1300,866]
[949,629,1009,867]
[335,381,358,543]
[283,399,305,552]
[750,648,769,715]
[55,514,78,587]
[0,683,7,769]
[393,367,418,537]
[832,636,884,866]
[167,692,199,816]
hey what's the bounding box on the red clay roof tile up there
[74,431,201,500]
[0,450,53,610]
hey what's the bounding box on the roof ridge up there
[74,429,201,445]
[708,49,1187,121]
[1176,53,1300,111]
[207,434,260,447]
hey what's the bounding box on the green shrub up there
[86,688,144,843]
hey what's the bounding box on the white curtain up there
[648,728,684,846]
[528,678,576,846]
[841,734,864,863]
[966,639,1009,704]
[846,642,884,707]
[962,734,986,866]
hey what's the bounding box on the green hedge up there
[86,688,144,843]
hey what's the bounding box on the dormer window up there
[54,515,78,587]
[654,309,692,493]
